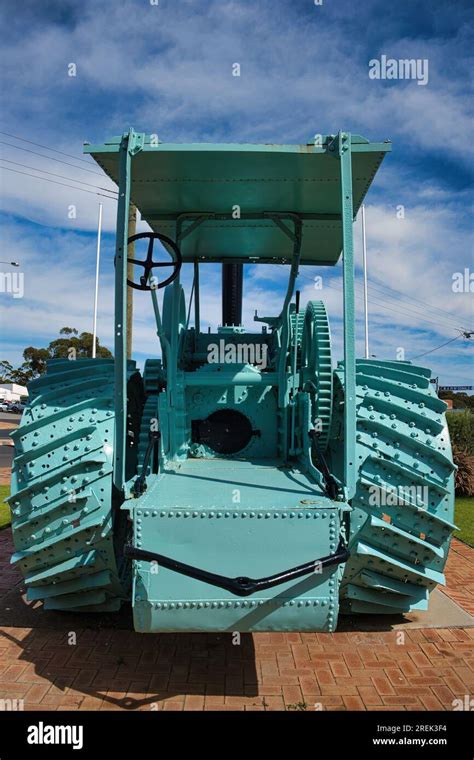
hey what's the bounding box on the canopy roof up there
[86,134,391,265]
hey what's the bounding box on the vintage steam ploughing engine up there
[8,131,456,632]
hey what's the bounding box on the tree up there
[0,360,14,383]
[1,328,112,383]
[439,390,474,411]
[47,327,111,362]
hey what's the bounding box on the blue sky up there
[0,0,473,384]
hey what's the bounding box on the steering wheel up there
[126,232,182,291]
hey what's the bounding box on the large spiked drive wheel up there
[330,359,456,615]
[8,359,143,612]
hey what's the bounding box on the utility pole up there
[92,203,103,359]
[126,203,137,359]
[361,204,369,359]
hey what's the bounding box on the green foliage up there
[447,410,474,455]
[0,485,11,530]
[452,444,474,497]
[1,328,112,382]
[454,497,474,547]
[439,391,474,411]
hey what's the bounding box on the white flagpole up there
[92,203,103,358]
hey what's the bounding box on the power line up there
[0,165,118,200]
[301,265,469,329]
[0,158,117,194]
[332,280,464,332]
[366,278,468,327]
[411,335,463,360]
[297,272,469,333]
[298,270,473,361]
[303,268,459,327]
[300,270,469,332]
[365,282,468,332]
[0,130,96,166]
[0,140,107,177]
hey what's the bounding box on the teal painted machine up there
[8,132,456,632]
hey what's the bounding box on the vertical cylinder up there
[222,262,243,326]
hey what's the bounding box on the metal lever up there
[133,430,160,496]
[124,539,349,597]
[309,429,340,501]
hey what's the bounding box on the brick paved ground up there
[442,539,474,616]
[0,528,472,711]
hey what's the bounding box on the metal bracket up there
[264,213,298,243]
[128,130,145,156]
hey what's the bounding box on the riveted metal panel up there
[131,503,341,632]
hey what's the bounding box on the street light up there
[0,261,19,266]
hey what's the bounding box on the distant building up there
[0,383,28,402]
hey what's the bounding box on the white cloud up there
[0,0,472,386]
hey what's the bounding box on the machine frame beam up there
[114,129,144,492]
[336,131,357,499]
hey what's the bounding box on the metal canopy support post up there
[361,204,369,359]
[127,203,137,360]
[338,132,357,499]
[193,260,200,334]
[113,129,144,493]
[276,217,302,408]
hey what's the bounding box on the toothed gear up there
[300,301,333,451]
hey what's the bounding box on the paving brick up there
[343,652,363,670]
[408,651,432,668]
[397,659,420,678]
[419,693,445,711]
[343,695,366,710]
[330,661,350,678]
[299,676,320,695]
[454,667,474,688]
[2,662,29,681]
[314,669,336,686]
[184,695,205,710]
[282,684,304,705]
[385,668,407,686]
[260,696,285,710]
[320,684,360,696]
[0,682,29,699]
[372,676,396,696]
[431,685,457,707]
[382,695,422,706]
[25,683,51,703]
[357,686,384,706]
